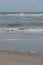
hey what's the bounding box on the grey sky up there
[0,0,43,12]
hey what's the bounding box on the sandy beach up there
[0,50,43,65]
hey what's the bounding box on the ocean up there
[0,12,43,53]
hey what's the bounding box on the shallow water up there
[0,32,43,53]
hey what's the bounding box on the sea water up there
[0,12,43,53]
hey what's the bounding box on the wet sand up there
[0,50,43,65]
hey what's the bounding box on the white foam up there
[27,14,43,16]
[29,50,35,53]
[28,28,43,32]
[8,13,43,17]
[0,13,43,17]
[0,27,43,33]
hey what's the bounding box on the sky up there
[0,0,43,12]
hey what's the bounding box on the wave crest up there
[0,13,43,17]
[0,27,43,33]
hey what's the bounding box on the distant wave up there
[3,13,43,17]
[1,38,43,42]
[0,13,43,17]
[1,22,43,27]
[0,39,20,41]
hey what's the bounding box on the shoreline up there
[0,49,43,54]
[0,50,43,65]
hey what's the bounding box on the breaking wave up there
[0,12,43,17]
[27,28,43,32]
[0,27,43,33]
